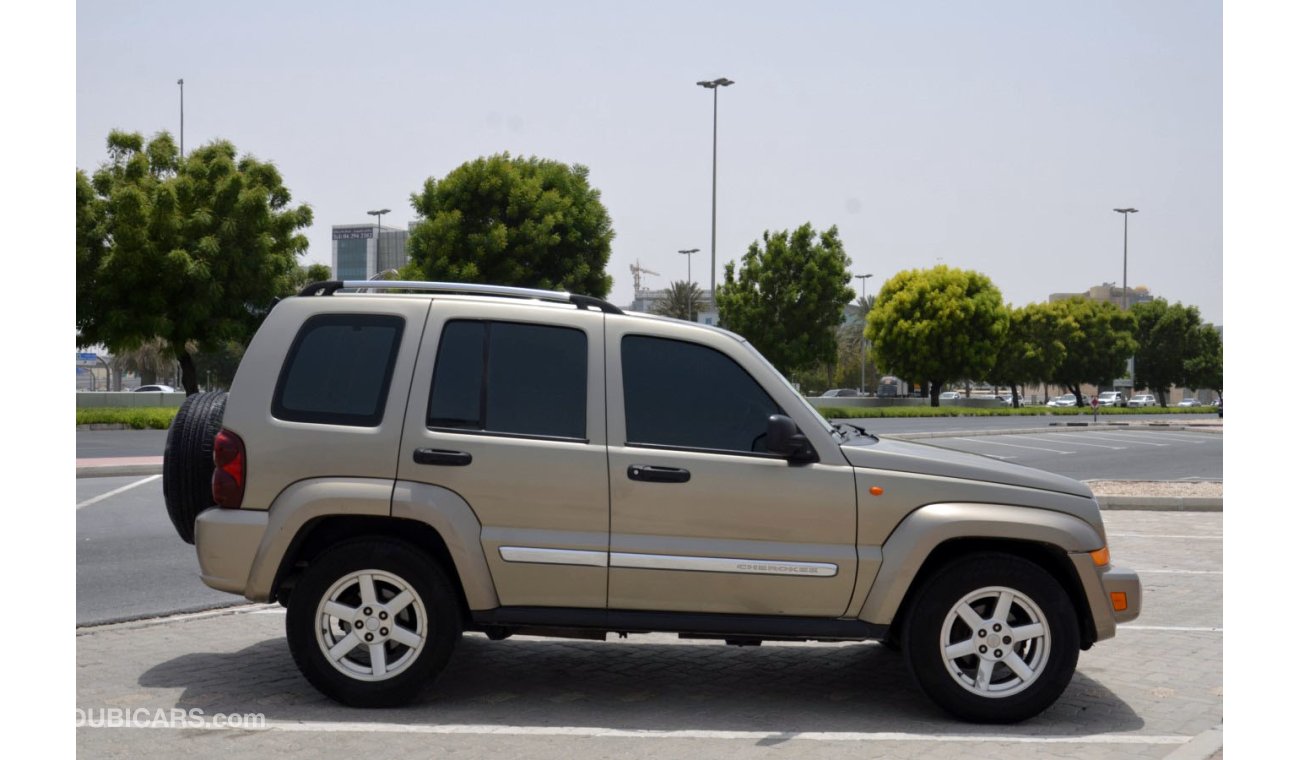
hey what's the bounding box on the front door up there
[604,321,858,617]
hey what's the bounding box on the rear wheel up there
[902,553,1079,723]
[162,390,227,544]
[286,538,460,707]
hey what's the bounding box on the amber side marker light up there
[869,486,884,496]
[1110,592,1129,612]
[1090,547,1110,566]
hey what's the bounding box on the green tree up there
[77,130,313,395]
[866,266,1010,406]
[715,224,854,376]
[1185,324,1223,399]
[652,280,707,321]
[1130,299,1210,406]
[988,302,1070,407]
[292,262,334,291]
[1051,298,1137,405]
[404,153,614,296]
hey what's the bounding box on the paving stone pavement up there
[76,511,1222,759]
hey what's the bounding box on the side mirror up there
[766,414,818,463]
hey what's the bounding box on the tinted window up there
[428,320,587,440]
[622,335,780,453]
[273,314,405,426]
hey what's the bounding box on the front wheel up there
[902,553,1079,723]
[286,538,461,707]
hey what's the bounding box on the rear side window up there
[272,314,405,426]
[427,320,587,440]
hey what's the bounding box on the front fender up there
[856,502,1104,625]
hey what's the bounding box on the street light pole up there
[1113,207,1138,390]
[697,77,734,296]
[177,78,184,158]
[367,208,391,277]
[679,248,700,322]
[855,273,873,393]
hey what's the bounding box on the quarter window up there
[622,335,780,453]
[272,314,405,427]
[428,320,587,440]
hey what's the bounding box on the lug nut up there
[379,611,388,621]
[354,620,363,630]
[978,629,986,638]
[994,649,1003,657]
[993,624,1002,632]
[365,633,374,642]
[363,607,373,616]
[979,645,988,654]
[380,627,389,636]
[1003,636,1012,645]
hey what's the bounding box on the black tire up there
[902,553,1079,723]
[286,538,461,707]
[162,391,227,544]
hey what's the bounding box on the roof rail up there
[297,280,623,315]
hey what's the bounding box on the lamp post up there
[177,78,184,158]
[696,77,734,295]
[1113,208,1138,391]
[367,208,391,277]
[855,273,873,393]
[679,248,700,322]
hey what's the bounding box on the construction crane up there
[629,260,660,292]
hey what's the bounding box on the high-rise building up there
[331,223,411,280]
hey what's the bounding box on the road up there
[75,421,1221,625]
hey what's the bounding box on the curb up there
[76,463,163,478]
[1162,725,1222,760]
[1096,495,1221,512]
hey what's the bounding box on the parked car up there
[938,391,961,400]
[162,279,1140,723]
[1097,392,1127,407]
[1046,394,1079,408]
[1129,394,1157,408]
[132,384,176,393]
[1177,398,1202,407]
[820,388,860,398]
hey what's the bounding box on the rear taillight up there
[212,428,246,509]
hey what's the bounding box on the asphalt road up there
[74,421,1221,625]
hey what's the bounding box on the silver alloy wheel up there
[314,569,428,682]
[939,585,1051,698]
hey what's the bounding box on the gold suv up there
[162,280,1140,723]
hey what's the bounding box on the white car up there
[1097,392,1126,407]
[938,391,961,400]
[132,384,176,393]
[1129,394,1157,407]
[1046,394,1079,408]
[1177,398,1202,407]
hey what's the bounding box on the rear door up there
[396,300,609,609]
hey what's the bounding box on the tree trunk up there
[929,380,941,407]
[1069,383,1083,407]
[1011,383,1021,408]
[177,348,200,396]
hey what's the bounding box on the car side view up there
[163,280,1141,723]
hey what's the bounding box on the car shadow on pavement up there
[138,633,1142,735]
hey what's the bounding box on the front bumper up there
[1069,553,1142,642]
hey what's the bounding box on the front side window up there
[622,335,781,454]
[427,320,587,440]
[272,314,405,426]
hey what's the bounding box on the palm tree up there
[652,281,706,321]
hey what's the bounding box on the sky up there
[74,0,1223,324]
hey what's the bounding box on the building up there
[331,223,412,280]
[626,287,719,325]
[1049,282,1155,309]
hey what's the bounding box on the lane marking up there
[1021,434,1124,450]
[1076,434,1167,447]
[1131,569,1222,575]
[76,475,161,510]
[78,721,1193,745]
[1109,533,1222,540]
[1123,625,1222,633]
[1114,432,1206,445]
[953,438,1072,454]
